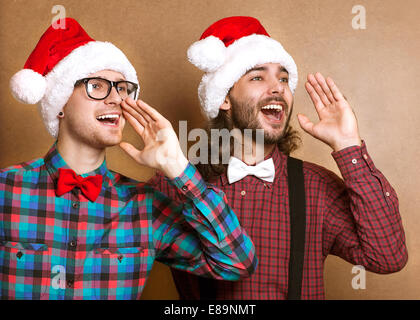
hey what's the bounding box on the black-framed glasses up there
[74,77,139,100]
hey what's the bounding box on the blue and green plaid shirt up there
[0,144,257,299]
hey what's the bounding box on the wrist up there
[161,155,189,179]
[331,137,362,152]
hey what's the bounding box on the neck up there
[56,137,105,175]
[241,144,275,165]
[235,131,275,165]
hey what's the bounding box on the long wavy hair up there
[195,108,301,181]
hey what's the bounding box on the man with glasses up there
[1,18,257,300]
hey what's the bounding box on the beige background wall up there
[0,0,419,299]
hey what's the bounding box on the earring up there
[58,111,64,118]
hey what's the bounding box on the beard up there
[229,93,293,145]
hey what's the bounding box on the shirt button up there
[385,192,390,197]
[67,279,74,288]
[72,202,79,209]
[69,240,77,248]
[240,190,246,196]
[363,154,368,160]
[16,251,23,259]
[351,159,358,164]
[181,185,188,191]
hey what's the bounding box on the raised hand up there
[297,72,362,152]
[119,98,188,179]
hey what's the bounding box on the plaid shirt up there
[0,144,257,300]
[150,142,408,299]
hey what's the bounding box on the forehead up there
[87,69,125,81]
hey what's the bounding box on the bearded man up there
[147,16,408,300]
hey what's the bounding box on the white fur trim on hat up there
[195,34,298,119]
[39,41,138,138]
[187,36,227,73]
[10,69,47,104]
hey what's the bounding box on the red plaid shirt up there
[149,142,408,299]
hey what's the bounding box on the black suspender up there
[198,156,307,300]
[286,156,307,300]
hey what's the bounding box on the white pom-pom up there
[10,69,46,104]
[187,36,226,73]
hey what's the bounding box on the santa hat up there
[187,16,298,119]
[10,18,138,138]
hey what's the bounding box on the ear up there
[219,95,232,111]
[58,104,68,119]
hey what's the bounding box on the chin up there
[90,133,123,149]
[258,122,284,143]
[103,136,123,147]
[95,126,124,147]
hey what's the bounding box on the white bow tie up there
[227,157,275,184]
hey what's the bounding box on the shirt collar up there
[220,145,287,186]
[44,142,113,188]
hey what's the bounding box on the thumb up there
[297,113,315,136]
[119,142,145,165]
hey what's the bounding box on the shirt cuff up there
[167,162,208,200]
[331,140,377,180]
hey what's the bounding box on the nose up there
[268,76,284,95]
[105,86,122,105]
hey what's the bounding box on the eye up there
[251,76,262,81]
[87,83,102,92]
[280,77,289,83]
[88,79,105,90]
[117,82,129,92]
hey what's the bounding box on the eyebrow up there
[244,66,289,75]
[96,76,126,82]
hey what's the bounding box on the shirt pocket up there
[0,241,51,300]
[86,246,151,299]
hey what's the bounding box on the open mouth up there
[96,114,120,126]
[260,104,284,122]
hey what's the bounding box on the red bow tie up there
[56,168,103,202]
